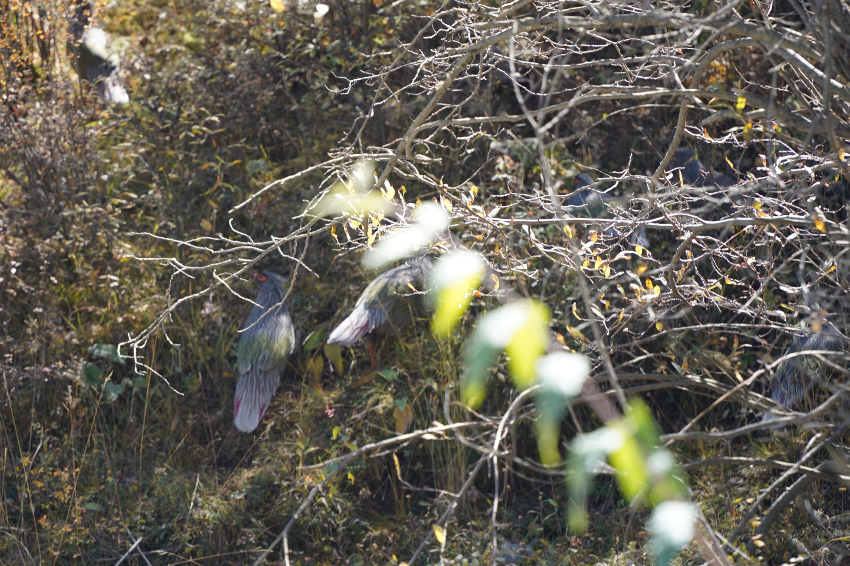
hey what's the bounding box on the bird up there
[327,253,434,368]
[234,271,296,433]
[68,1,129,105]
[669,148,735,188]
[767,321,846,415]
[566,173,649,248]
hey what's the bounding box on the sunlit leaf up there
[608,423,650,500]
[429,251,486,337]
[536,352,590,399]
[735,96,746,112]
[432,525,446,544]
[635,244,643,256]
[461,300,549,405]
[200,218,212,231]
[362,202,449,270]
[270,0,286,10]
[648,501,696,566]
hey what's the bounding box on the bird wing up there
[327,262,425,345]
[234,368,280,433]
[237,306,295,374]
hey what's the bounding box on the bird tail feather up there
[327,310,371,346]
[234,369,280,433]
[97,77,129,104]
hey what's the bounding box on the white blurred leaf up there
[362,202,449,269]
[648,501,696,566]
[313,3,329,21]
[429,251,486,337]
[309,187,393,218]
[572,426,625,458]
[536,352,590,398]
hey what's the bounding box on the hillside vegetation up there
[2,0,850,565]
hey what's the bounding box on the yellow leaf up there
[332,426,342,440]
[735,96,746,112]
[682,357,689,372]
[347,472,355,484]
[652,286,661,296]
[594,257,603,270]
[841,148,847,161]
[563,224,573,238]
[725,156,734,170]
[645,278,653,290]
[440,196,453,213]
[590,231,598,242]
[392,453,402,477]
[618,311,624,325]
[348,219,361,230]
[752,539,765,548]
[743,122,753,133]
[603,265,611,278]
[393,403,413,434]
[635,244,643,256]
[367,224,375,247]
[637,265,648,275]
[655,321,663,331]
[753,200,762,210]
[432,525,446,544]
[270,0,286,10]
[812,213,826,232]
[567,326,589,342]
[381,180,395,201]
[582,258,590,269]
[200,218,212,231]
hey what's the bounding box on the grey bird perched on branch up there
[327,253,434,368]
[566,173,649,248]
[235,271,296,432]
[669,148,735,187]
[767,321,847,416]
[68,1,129,105]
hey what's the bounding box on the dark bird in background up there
[327,254,434,368]
[669,148,735,187]
[767,321,846,415]
[235,271,295,433]
[566,173,649,248]
[68,1,129,105]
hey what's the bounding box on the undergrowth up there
[0,0,848,565]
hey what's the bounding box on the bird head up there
[254,271,286,290]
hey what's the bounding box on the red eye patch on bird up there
[255,273,268,282]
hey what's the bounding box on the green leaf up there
[103,380,125,403]
[303,330,326,351]
[567,426,625,533]
[648,501,696,566]
[87,343,125,365]
[377,369,398,381]
[461,339,498,408]
[323,343,343,374]
[461,299,550,406]
[429,251,485,337]
[84,502,104,512]
[82,363,105,387]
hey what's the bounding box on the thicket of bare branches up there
[122,0,850,562]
